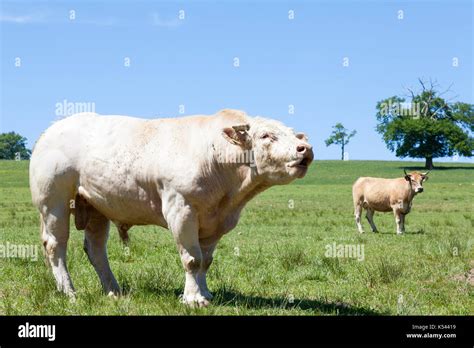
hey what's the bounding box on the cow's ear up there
[404,175,411,182]
[222,124,251,148]
[422,175,429,181]
[296,133,308,141]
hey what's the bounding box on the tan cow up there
[29,109,313,307]
[352,170,429,234]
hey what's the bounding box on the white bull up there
[29,109,313,307]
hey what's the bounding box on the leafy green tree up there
[325,123,357,160]
[0,132,31,160]
[376,79,474,169]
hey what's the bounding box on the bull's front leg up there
[198,237,219,300]
[163,193,209,307]
[393,209,405,235]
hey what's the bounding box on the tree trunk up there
[341,142,344,160]
[425,157,434,169]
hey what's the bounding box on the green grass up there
[0,159,473,315]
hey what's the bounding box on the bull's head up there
[222,117,314,184]
[404,169,429,193]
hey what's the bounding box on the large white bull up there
[29,109,313,306]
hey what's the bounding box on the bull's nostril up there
[297,145,306,153]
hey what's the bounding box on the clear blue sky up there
[1,0,472,162]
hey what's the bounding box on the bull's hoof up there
[202,290,214,300]
[107,291,120,300]
[181,294,211,308]
[58,285,76,302]
[67,292,77,304]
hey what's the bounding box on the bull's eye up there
[261,133,276,141]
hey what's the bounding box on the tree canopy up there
[376,79,474,169]
[0,132,31,160]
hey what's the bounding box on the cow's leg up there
[83,209,120,296]
[198,237,219,300]
[41,205,75,297]
[400,213,406,233]
[393,209,404,234]
[164,194,208,307]
[366,208,378,233]
[354,203,364,233]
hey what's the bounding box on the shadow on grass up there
[398,166,474,171]
[371,228,425,237]
[123,282,383,315]
[211,289,383,315]
[409,229,426,234]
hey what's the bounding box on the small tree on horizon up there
[0,132,31,160]
[325,123,357,160]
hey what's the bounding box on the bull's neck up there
[207,140,266,206]
[405,180,416,200]
[235,166,269,204]
[217,164,269,215]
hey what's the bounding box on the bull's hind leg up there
[354,202,364,233]
[42,205,75,297]
[366,208,378,233]
[83,209,120,296]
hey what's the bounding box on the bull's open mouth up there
[298,157,310,167]
[287,156,311,169]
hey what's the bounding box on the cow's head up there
[404,170,429,193]
[222,117,314,184]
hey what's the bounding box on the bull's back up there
[352,177,370,201]
[30,112,220,222]
[352,177,394,212]
[29,113,144,206]
[29,114,94,206]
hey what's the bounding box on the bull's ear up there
[296,133,308,141]
[222,124,251,148]
[422,175,429,181]
[403,169,411,181]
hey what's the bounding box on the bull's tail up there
[39,213,49,266]
[352,178,365,212]
[352,178,366,233]
[39,213,44,239]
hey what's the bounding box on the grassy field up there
[0,159,473,315]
